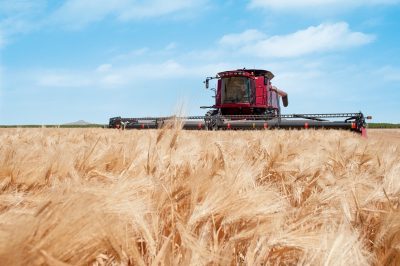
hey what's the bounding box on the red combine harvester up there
[109,68,370,136]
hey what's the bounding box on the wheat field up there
[0,128,399,265]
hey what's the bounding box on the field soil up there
[0,128,399,265]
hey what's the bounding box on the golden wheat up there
[0,128,399,265]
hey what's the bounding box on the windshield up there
[221,77,251,103]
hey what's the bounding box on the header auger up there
[109,68,370,136]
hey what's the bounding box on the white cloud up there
[111,47,151,62]
[31,61,187,89]
[218,29,266,47]
[0,1,47,48]
[118,0,205,21]
[0,32,4,48]
[0,0,208,37]
[220,22,375,58]
[165,42,177,50]
[112,44,181,63]
[50,0,124,28]
[51,0,207,28]
[0,64,3,87]
[248,0,400,9]
[36,71,93,88]
[96,64,113,73]
[376,66,400,82]
[28,59,232,91]
[0,0,46,15]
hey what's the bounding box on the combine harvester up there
[109,69,370,136]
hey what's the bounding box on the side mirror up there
[282,95,288,107]
[205,79,209,89]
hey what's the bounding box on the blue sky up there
[0,0,399,124]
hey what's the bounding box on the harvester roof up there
[218,69,274,80]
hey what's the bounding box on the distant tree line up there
[367,123,400,128]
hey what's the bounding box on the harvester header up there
[109,68,370,136]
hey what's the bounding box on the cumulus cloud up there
[377,66,400,82]
[29,59,233,90]
[0,0,46,15]
[96,64,113,73]
[218,29,266,47]
[50,0,124,27]
[51,0,207,28]
[0,0,46,39]
[118,0,205,21]
[165,42,177,51]
[219,22,375,58]
[31,60,185,89]
[0,32,4,48]
[248,0,400,9]
[36,71,93,88]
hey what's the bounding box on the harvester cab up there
[203,69,288,116]
[109,68,370,136]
